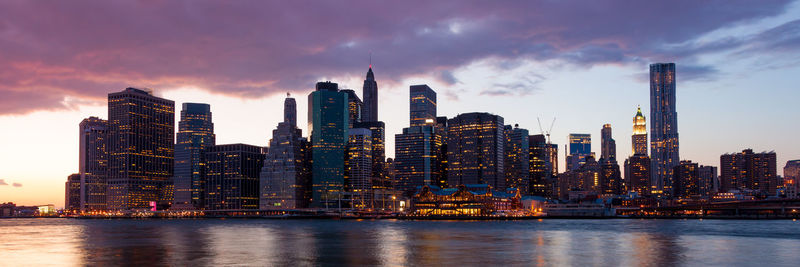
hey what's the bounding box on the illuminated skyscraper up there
[260,95,310,209]
[395,125,440,192]
[173,103,215,210]
[447,112,505,189]
[107,88,174,210]
[79,117,107,211]
[354,121,386,189]
[308,81,349,208]
[632,106,647,155]
[566,134,592,171]
[650,63,679,197]
[341,89,362,128]
[504,125,529,194]
[362,66,379,122]
[205,144,265,210]
[409,85,437,127]
[346,128,372,207]
[529,134,557,197]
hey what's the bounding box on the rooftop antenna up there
[369,52,372,68]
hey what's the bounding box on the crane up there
[537,117,556,145]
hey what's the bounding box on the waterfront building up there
[720,149,779,195]
[698,165,718,197]
[173,103,215,210]
[341,89,362,128]
[346,128,373,208]
[205,144,265,210]
[260,95,311,209]
[504,125,530,194]
[65,174,81,212]
[673,160,699,198]
[632,107,648,155]
[784,160,800,198]
[410,184,521,216]
[362,66,379,122]
[308,81,349,208]
[624,154,651,197]
[395,125,440,192]
[78,117,107,211]
[409,85,437,127]
[107,88,174,210]
[447,112,505,189]
[566,134,593,171]
[650,63,680,197]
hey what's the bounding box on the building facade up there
[447,113,505,189]
[173,103,215,210]
[720,149,778,195]
[260,96,310,209]
[353,121,387,190]
[341,89,362,128]
[346,128,373,208]
[79,117,107,211]
[650,63,680,197]
[504,125,530,194]
[107,88,175,210]
[205,144,265,210]
[308,82,349,208]
[409,85,437,127]
[395,126,440,192]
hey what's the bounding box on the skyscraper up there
[341,89,362,128]
[173,103,215,210]
[308,81,349,208]
[345,128,372,208]
[600,124,616,161]
[504,125,530,194]
[447,112,505,189]
[624,154,651,196]
[650,63,679,197]
[698,165,718,197]
[362,66,379,122]
[205,144,265,210]
[395,125,439,192]
[529,134,553,197]
[353,121,386,190]
[566,134,592,171]
[79,117,107,211]
[632,106,647,155]
[409,85,437,127]
[260,95,310,209]
[673,160,699,198]
[107,88,174,210]
[720,149,778,195]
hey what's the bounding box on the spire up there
[636,105,643,117]
[366,52,375,80]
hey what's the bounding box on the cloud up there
[0,0,794,114]
[0,179,7,185]
[12,183,21,187]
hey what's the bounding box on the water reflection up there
[0,218,799,266]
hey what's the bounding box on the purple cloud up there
[12,183,22,187]
[0,179,7,186]
[0,0,794,114]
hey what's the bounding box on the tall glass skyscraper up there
[107,88,174,211]
[650,63,679,197]
[409,85,437,127]
[79,117,107,211]
[173,103,215,210]
[566,133,592,171]
[362,66,379,122]
[447,112,505,189]
[308,81,349,208]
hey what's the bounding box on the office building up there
[362,66,379,122]
[395,125,440,192]
[78,117,107,211]
[205,144,265,210]
[346,128,373,208]
[720,149,779,195]
[409,85,437,127]
[260,95,310,209]
[566,134,593,171]
[447,112,505,189]
[107,88,175,210]
[308,81,349,208]
[673,160,699,198]
[650,63,680,197]
[354,121,387,189]
[65,174,81,212]
[173,103,215,210]
[504,125,530,194]
[529,134,554,197]
[624,154,651,197]
[341,89,362,128]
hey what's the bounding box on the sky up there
[1,0,800,208]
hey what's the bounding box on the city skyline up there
[2,1,800,207]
